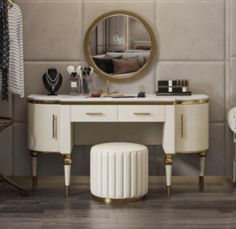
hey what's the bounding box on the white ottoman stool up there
[90,142,148,202]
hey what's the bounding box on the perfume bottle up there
[70,72,79,95]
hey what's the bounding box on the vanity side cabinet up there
[28,104,60,153]
[176,103,209,153]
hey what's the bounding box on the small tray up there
[156,91,192,96]
[111,96,136,98]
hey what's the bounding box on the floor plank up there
[0,177,234,229]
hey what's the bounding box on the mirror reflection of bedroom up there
[90,15,151,78]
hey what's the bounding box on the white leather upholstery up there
[90,142,149,199]
[228,107,236,133]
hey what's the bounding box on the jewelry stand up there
[0,117,27,195]
[42,68,62,95]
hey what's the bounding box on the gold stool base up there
[92,194,146,204]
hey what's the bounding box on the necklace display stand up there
[42,68,62,95]
[0,117,27,195]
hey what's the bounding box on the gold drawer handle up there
[52,114,57,139]
[134,112,151,116]
[86,112,103,116]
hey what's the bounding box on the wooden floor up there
[0,177,235,229]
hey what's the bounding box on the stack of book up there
[156,80,192,95]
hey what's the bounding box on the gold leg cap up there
[232,179,236,188]
[65,186,70,197]
[166,186,171,197]
[32,176,37,192]
[199,176,204,186]
[199,176,204,192]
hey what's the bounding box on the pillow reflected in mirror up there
[112,56,141,74]
[93,55,122,74]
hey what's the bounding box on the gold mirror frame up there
[84,10,157,82]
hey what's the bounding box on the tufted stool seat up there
[90,142,149,202]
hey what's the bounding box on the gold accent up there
[52,115,57,139]
[65,186,70,197]
[92,194,145,204]
[8,0,14,7]
[86,112,103,116]
[176,99,209,105]
[84,10,157,82]
[181,114,184,138]
[101,92,124,98]
[31,151,39,157]
[101,80,111,97]
[199,176,204,186]
[232,178,236,185]
[28,98,208,105]
[164,154,173,165]
[134,112,151,116]
[63,154,72,165]
[199,151,207,157]
[32,176,37,192]
[105,80,110,95]
[166,185,171,197]
[28,99,175,105]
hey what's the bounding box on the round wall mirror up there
[84,10,157,82]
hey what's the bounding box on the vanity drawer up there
[71,105,118,122]
[118,105,165,122]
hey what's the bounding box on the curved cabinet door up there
[176,103,209,153]
[28,104,60,152]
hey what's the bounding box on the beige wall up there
[0,0,234,176]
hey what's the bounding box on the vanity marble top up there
[28,94,209,104]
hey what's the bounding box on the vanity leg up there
[199,151,206,189]
[31,151,39,192]
[164,154,173,197]
[64,154,72,197]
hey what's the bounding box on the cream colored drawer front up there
[71,105,118,122]
[118,105,165,122]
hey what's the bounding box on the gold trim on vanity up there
[28,98,208,105]
[28,99,175,105]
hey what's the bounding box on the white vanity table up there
[27,94,209,196]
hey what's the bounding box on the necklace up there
[46,71,59,83]
[45,71,60,91]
